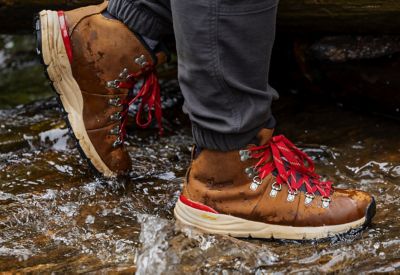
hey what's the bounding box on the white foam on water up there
[136,215,169,275]
[39,128,69,151]
[155,171,176,180]
[85,215,95,224]
[136,215,279,274]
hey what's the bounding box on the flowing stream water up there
[0,35,399,273]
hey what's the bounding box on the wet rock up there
[0,0,103,33]
[293,35,400,117]
[310,36,400,63]
[0,131,29,153]
[277,1,400,34]
[3,0,400,34]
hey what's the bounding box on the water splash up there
[136,215,279,274]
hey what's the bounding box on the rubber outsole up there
[366,197,376,226]
[34,11,115,178]
[34,14,99,177]
[174,197,376,241]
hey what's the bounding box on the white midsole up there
[40,10,115,177]
[174,199,366,240]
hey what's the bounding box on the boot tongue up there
[257,128,274,146]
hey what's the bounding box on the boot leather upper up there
[61,2,166,174]
[183,130,373,227]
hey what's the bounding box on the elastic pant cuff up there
[192,117,276,151]
[108,0,170,40]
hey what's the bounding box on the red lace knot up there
[249,135,333,198]
[114,64,163,142]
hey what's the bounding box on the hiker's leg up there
[171,0,279,151]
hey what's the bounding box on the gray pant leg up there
[109,0,279,151]
[171,0,279,151]
[108,0,173,39]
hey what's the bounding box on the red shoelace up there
[249,135,333,197]
[114,66,163,142]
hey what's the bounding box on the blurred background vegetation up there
[0,35,52,108]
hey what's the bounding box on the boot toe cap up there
[330,189,375,225]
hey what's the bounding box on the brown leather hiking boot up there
[174,129,376,240]
[35,1,167,177]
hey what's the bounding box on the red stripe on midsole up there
[179,195,219,214]
[57,11,73,63]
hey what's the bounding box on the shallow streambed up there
[0,91,399,273]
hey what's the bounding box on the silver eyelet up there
[304,193,315,205]
[134,55,148,67]
[112,136,123,148]
[239,150,251,162]
[269,182,282,198]
[106,80,120,89]
[287,190,298,202]
[245,167,257,178]
[110,112,122,121]
[322,197,331,208]
[119,68,129,79]
[250,176,262,191]
[108,97,122,107]
[109,125,120,135]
